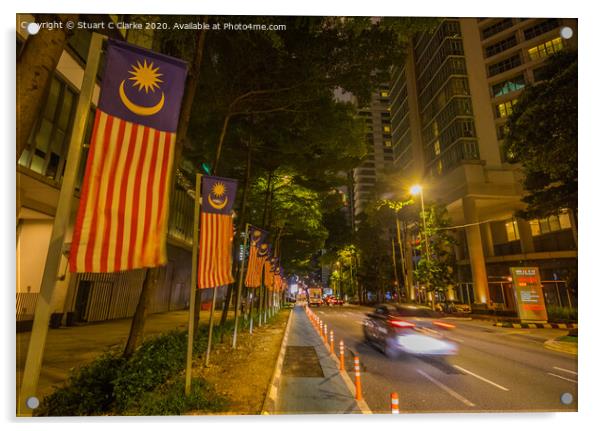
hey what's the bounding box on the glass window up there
[523,19,559,40]
[488,54,522,77]
[482,18,514,39]
[18,76,77,181]
[492,75,526,97]
[505,220,520,241]
[539,218,550,234]
[528,37,563,61]
[549,215,561,232]
[383,125,391,133]
[384,140,392,148]
[496,99,518,118]
[485,35,517,58]
[529,220,541,236]
[380,90,389,98]
[559,211,572,229]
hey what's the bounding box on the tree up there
[503,50,577,220]
[413,203,457,307]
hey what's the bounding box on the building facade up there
[389,17,578,309]
[350,87,394,228]
[16,16,202,329]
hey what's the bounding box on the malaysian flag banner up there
[70,39,187,273]
[264,258,275,290]
[197,175,238,289]
[244,226,268,288]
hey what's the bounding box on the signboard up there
[510,267,548,322]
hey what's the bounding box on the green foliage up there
[112,330,189,411]
[503,50,577,219]
[413,203,457,295]
[36,328,211,416]
[35,352,125,416]
[125,377,227,416]
[546,306,578,323]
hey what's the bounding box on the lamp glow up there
[410,184,422,195]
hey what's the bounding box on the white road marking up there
[453,365,510,391]
[553,366,578,376]
[547,372,577,383]
[416,368,476,407]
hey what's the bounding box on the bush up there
[35,352,125,416]
[546,306,578,323]
[126,377,227,416]
[36,327,211,416]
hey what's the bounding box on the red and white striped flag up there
[197,176,238,289]
[69,40,187,273]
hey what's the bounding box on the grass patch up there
[557,335,578,343]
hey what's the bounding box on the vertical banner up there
[70,39,187,273]
[197,176,238,288]
[244,226,268,288]
[510,267,548,322]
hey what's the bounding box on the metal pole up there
[248,291,254,334]
[185,173,202,395]
[232,224,249,348]
[391,237,401,303]
[258,282,263,326]
[419,191,433,308]
[205,286,218,366]
[18,32,105,416]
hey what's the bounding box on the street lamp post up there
[410,185,432,308]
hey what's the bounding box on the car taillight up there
[433,321,455,330]
[387,319,416,329]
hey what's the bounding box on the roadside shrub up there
[547,306,578,322]
[126,377,228,416]
[112,330,188,412]
[35,352,125,416]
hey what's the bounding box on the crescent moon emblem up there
[119,80,165,116]
[208,195,228,210]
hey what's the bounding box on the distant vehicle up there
[363,303,459,358]
[307,287,323,307]
[436,300,471,314]
[325,295,344,306]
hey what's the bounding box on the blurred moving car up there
[363,304,459,358]
[435,300,471,314]
[325,295,344,306]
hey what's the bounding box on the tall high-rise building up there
[351,86,393,227]
[390,18,577,307]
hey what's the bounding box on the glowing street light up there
[409,184,422,196]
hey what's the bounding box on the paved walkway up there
[16,309,231,401]
[273,306,363,414]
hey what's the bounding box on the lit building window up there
[527,37,563,61]
[383,125,391,133]
[505,220,520,241]
[496,99,518,118]
[529,210,572,236]
[384,140,392,147]
[434,140,441,156]
[380,90,389,98]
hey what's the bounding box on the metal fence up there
[455,280,576,310]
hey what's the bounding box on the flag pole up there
[248,290,254,334]
[185,173,202,395]
[18,32,105,416]
[258,268,265,326]
[232,223,249,348]
[205,285,218,366]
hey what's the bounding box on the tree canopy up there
[503,50,578,219]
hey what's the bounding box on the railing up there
[16,293,38,321]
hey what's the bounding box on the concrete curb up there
[325,344,372,414]
[261,308,294,415]
[493,322,578,329]
[544,339,578,355]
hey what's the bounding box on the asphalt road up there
[312,305,578,413]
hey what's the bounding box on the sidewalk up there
[270,306,365,414]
